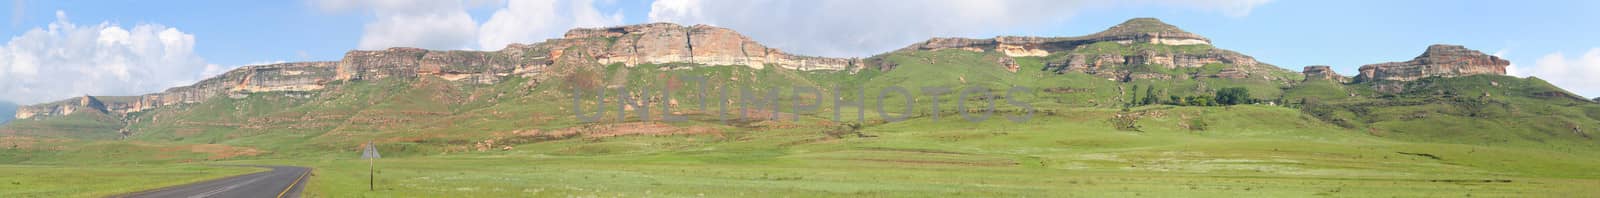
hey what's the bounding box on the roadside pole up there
[361,141,381,191]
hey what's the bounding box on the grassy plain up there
[0,164,262,197]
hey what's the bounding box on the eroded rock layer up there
[1302,65,1349,83]
[1356,44,1509,83]
[900,18,1212,57]
[563,23,858,71]
[17,62,338,119]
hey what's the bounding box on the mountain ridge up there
[8,18,1579,140]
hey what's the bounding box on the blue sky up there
[1,0,1597,104]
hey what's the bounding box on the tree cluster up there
[1128,86,1255,107]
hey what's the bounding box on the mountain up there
[3,17,1596,160]
[0,101,14,125]
[894,18,1294,83]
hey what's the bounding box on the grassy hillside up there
[1287,75,1600,151]
[4,41,1600,197]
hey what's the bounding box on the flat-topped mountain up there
[897,18,1282,82]
[901,18,1212,55]
[1356,44,1510,83]
[561,23,857,71]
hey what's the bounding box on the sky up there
[1,0,1597,104]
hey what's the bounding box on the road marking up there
[187,174,268,198]
[276,168,312,198]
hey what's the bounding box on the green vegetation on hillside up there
[3,41,1599,197]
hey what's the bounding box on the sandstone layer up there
[562,23,857,71]
[16,62,337,119]
[1302,65,1350,83]
[900,18,1211,57]
[15,22,857,120]
[1355,44,1509,83]
[895,18,1282,82]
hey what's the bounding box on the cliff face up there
[1040,49,1268,80]
[15,62,338,119]
[1356,44,1509,83]
[562,23,857,71]
[901,18,1212,56]
[334,48,525,84]
[15,22,858,120]
[1302,65,1349,83]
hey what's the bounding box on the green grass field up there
[252,109,1600,197]
[0,165,263,197]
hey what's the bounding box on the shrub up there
[1215,87,1251,105]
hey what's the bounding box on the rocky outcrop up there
[15,96,107,119]
[1355,44,1509,83]
[900,18,1211,57]
[1302,65,1349,83]
[335,48,522,84]
[17,22,858,120]
[1037,47,1277,81]
[562,23,858,71]
[894,18,1285,82]
[15,62,338,119]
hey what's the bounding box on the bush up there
[1215,87,1251,105]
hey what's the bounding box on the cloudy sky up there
[1,0,1597,104]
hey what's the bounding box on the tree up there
[1215,87,1252,105]
[1129,85,1141,106]
[1142,86,1158,105]
[1185,96,1211,106]
[1593,97,1600,103]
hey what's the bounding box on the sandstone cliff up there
[15,22,860,120]
[1302,65,1350,83]
[562,23,857,71]
[1355,44,1509,83]
[16,62,337,119]
[899,18,1211,56]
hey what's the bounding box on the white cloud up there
[478,0,622,50]
[1514,49,1600,98]
[319,0,621,50]
[0,11,211,104]
[315,0,481,50]
[647,0,1272,57]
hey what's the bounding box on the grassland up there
[0,164,263,197]
[254,108,1600,197]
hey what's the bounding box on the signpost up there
[361,141,381,191]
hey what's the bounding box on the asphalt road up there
[113,166,312,198]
